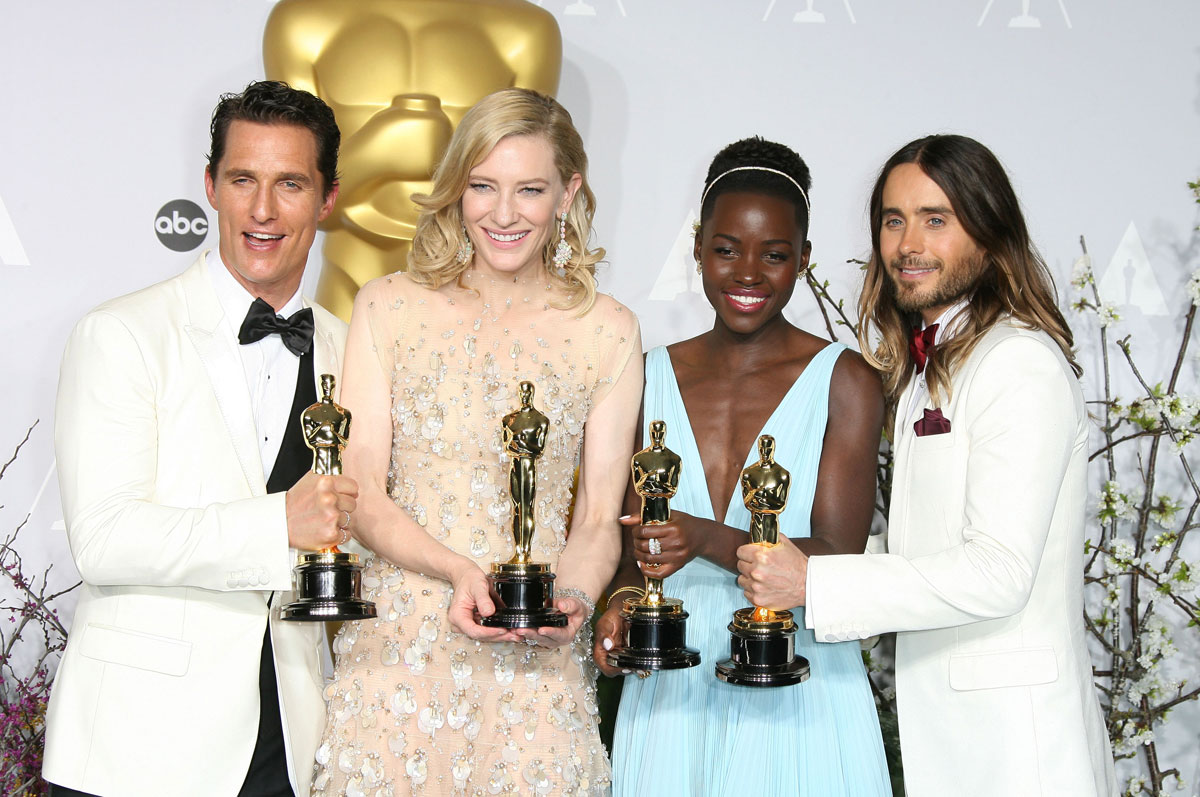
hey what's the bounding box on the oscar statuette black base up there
[481,565,567,628]
[279,551,377,622]
[715,608,810,687]
[606,600,701,671]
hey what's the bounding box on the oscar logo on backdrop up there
[0,193,30,266]
[977,0,1073,28]
[762,0,857,24]
[263,0,563,320]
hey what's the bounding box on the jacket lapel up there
[180,254,266,496]
[307,299,341,398]
[888,375,922,557]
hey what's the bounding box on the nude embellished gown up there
[313,269,639,796]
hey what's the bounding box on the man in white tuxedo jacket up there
[737,135,1117,796]
[44,82,357,797]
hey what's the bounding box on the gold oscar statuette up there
[605,420,701,671]
[280,374,377,622]
[263,0,563,321]
[481,380,567,628]
[715,435,810,686]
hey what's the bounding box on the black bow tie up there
[237,297,314,356]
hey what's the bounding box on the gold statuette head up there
[302,373,352,477]
[740,434,790,518]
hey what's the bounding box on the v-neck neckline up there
[660,343,837,523]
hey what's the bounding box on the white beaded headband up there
[699,166,811,214]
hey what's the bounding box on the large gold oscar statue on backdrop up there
[264,0,563,320]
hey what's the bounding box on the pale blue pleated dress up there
[610,344,891,797]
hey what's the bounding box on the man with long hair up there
[737,135,1117,796]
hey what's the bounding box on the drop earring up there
[552,211,572,270]
[456,225,474,265]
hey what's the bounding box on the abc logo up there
[154,199,209,252]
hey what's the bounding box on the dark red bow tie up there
[909,323,939,374]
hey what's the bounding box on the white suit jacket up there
[43,253,347,797]
[807,322,1117,796]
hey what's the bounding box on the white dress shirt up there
[899,298,970,430]
[206,250,303,481]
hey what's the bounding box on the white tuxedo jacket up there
[808,322,1117,796]
[44,254,347,797]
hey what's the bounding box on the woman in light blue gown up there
[594,138,891,796]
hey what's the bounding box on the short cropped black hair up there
[699,136,812,234]
[207,80,341,197]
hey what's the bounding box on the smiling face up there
[460,134,580,280]
[204,120,337,309]
[694,191,810,336]
[879,162,986,326]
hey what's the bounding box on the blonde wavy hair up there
[856,135,1081,429]
[408,88,603,313]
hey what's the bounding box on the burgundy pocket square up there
[914,408,952,436]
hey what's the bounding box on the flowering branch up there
[802,260,861,342]
[1,423,79,796]
[0,424,34,482]
[1073,178,1200,795]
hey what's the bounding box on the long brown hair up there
[856,135,1081,426]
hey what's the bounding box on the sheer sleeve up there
[590,294,642,405]
[551,295,642,600]
[352,275,408,382]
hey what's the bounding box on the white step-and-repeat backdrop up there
[2,0,1198,789]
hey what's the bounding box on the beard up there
[885,252,986,314]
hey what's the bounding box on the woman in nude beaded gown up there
[312,89,642,795]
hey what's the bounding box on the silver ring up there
[338,510,351,530]
[338,527,350,547]
[648,538,662,556]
